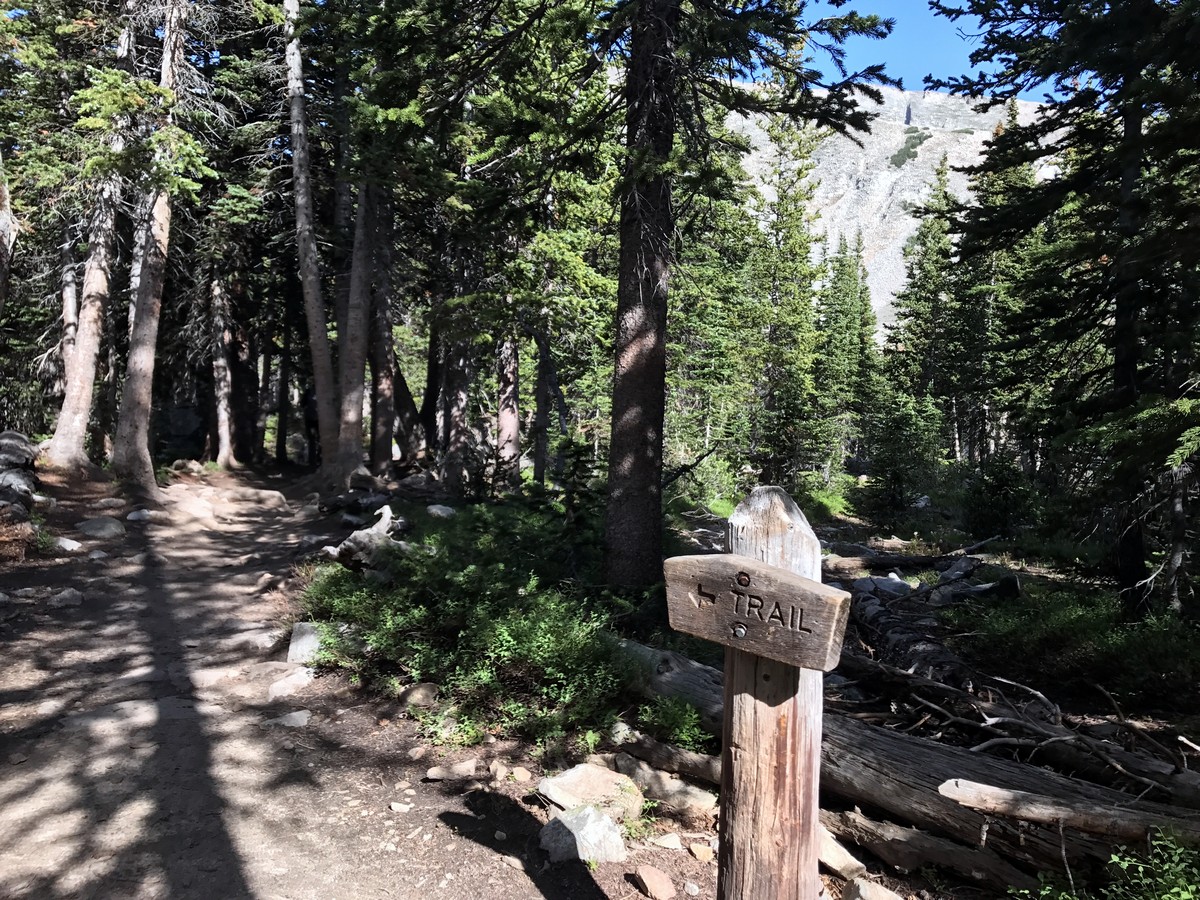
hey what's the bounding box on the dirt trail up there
[0,472,713,900]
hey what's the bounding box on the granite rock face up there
[735,86,1042,329]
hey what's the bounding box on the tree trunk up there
[421,318,442,450]
[284,0,339,468]
[210,274,238,469]
[604,0,679,587]
[533,333,551,485]
[228,275,259,464]
[46,180,118,468]
[439,337,474,494]
[111,0,188,491]
[0,148,17,323]
[394,361,425,466]
[60,227,79,374]
[255,338,273,464]
[330,185,373,487]
[1114,101,1151,620]
[496,336,520,490]
[370,189,397,475]
[276,322,292,465]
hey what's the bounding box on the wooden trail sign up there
[664,487,851,900]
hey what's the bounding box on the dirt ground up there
[0,468,736,900]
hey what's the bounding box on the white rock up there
[53,537,83,553]
[91,498,126,510]
[684,883,701,897]
[286,622,321,664]
[539,806,626,864]
[88,550,110,561]
[426,504,456,519]
[651,833,683,851]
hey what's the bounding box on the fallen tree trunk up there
[821,809,1038,892]
[617,639,1200,879]
[940,779,1200,845]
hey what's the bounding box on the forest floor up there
[0,469,739,900]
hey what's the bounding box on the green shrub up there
[1012,831,1200,900]
[303,491,630,741]
[638,696,715,754]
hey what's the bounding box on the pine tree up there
[932,0,1200,618]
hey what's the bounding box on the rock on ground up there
[538,763,643,823]
[75,516,126,539]
[286,621,321,664]
[539,805,627,864]
[634,864,676,899]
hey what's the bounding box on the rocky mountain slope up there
[735,87,1040,328]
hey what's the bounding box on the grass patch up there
[942,578,1200,712]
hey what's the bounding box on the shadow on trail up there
[439,790,608,900]
[0,473,322,898]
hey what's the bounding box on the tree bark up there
[369,189,397,475]
[604,0,679,587]
[1113,101,1151,619]
[229,275,259,464]
[439,336,474,494]
[45,176,118,468]
[0,148,17,322]
[60,227,79,374]
[284,0,339,469]
[111,0,188,491]
[333,185,373,486]
[210,274,239,469]
[420,317,442,450]
[533,333,551,485]
[496,336,520,490]
[276,322,292,465]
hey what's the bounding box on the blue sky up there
[811,0,1005,97]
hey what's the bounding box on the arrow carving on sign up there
[691,582,718,610]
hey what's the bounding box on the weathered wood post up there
[664,487,850,900]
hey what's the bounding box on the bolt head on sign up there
[664,555,851,671]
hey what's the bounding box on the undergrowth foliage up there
[1014,830,1200,900]
[304,489,634,744]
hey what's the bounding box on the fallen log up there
[940,779,1200,845]
[611,714,1033,892]
[837,654,1200,810]
[617,639,1200,878]
[821,809,1038,892]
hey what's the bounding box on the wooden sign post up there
[664,487,850,900]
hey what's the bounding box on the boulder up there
[426,504,456,519]
[539,763,644,823]
[53,537,83,554]
[75,517,126,540]
[286,622,321,664]
[397,682,439,708]
[0,468,36,500]
[539,806,627,864]
[0,431,36,468]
